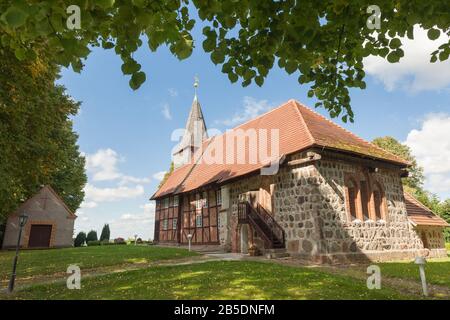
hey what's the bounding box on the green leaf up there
[255,76,264,87]
[132,0,147,8]
[389,38,402,49]
[96,0,116,9]
[102,41,115,49]
[14,47,26,60]
[1,6,29,28]
[228,72,238,83]
[129,71,146,90]
[211,50,225,64]
[386,51,400,63]
[121,60,141,75]
[427,28,440,41]
[439,50,449,61]
[285,60,297,74]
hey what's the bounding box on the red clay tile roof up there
[405,192,449,227]
[152,100,408,199]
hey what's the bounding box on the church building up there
[151,87,448,263]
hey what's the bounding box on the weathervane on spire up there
[194,75,199,98]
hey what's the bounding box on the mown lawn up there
[376,256,450,288]
[0,245,198,280]
[5,261,415,300]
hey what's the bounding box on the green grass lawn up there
[0,245,198,281]
[377,257,450,288]
[5,261,414,300]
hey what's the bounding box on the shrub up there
[136,237,143,244]
[87,240,101,246]
[86,230,98,242]
[114,237,126,244]
[100,224,110,242]
[74,232,86,247]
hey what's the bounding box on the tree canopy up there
[372,136,424,191]
[1,1,449,121]
[100,224,111,241]
[373,136,450,240]
[0,44,86,223]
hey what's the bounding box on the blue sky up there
[58,26,450,240]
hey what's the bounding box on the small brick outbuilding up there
[2,186,76,249]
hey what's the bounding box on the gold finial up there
[194,75,199,88]
[193,75,199,99]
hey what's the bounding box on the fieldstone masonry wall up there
[218,151,447,262]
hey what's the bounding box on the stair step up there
[265,249,290,259]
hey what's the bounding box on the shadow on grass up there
[9,261,414,300]
[0,245,198,281]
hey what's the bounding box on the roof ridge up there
[293,100,408,165]
[290,100,315,145]
[44,185,77,218]
[9,185,76,218]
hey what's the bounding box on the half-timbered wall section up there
[180,189,221,245]
[155,196,179,243]
[155,189,221,245]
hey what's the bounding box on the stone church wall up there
[219,151,447,262]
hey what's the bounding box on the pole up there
[7,223,24,293]
[418,265,428,296]
[188,237,191,252]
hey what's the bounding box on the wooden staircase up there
[238,201,285,249]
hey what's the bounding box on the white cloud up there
[140,203,155,213]
[152,171,167,181]
[119,175,151,186]
[216,96,273,126]
[85,148,122,181]
[85,148,151,186]
[162,103,172,120]
[364,26,450,92]
[405,113,450,199]
[109,204,156,240]
[80,201,98,209]
[168,88,178,97]
[84,183,145,202]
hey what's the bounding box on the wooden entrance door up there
[28,225,52,248]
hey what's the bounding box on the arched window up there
[359,179,370,221]
[372,183,384,220]
[346,179,358,221]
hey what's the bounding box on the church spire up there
[172,77,208,168]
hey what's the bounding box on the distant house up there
[151,95,449,263]
[2,185,77,249]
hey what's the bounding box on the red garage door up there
[28,225,52,248]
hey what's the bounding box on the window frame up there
[195,214,203,227]
[172,218,178,230]
[216,189,222,206]
[172,195,179,207]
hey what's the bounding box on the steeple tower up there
[173,77,208,168]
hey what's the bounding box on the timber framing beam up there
[287,151,322,167]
